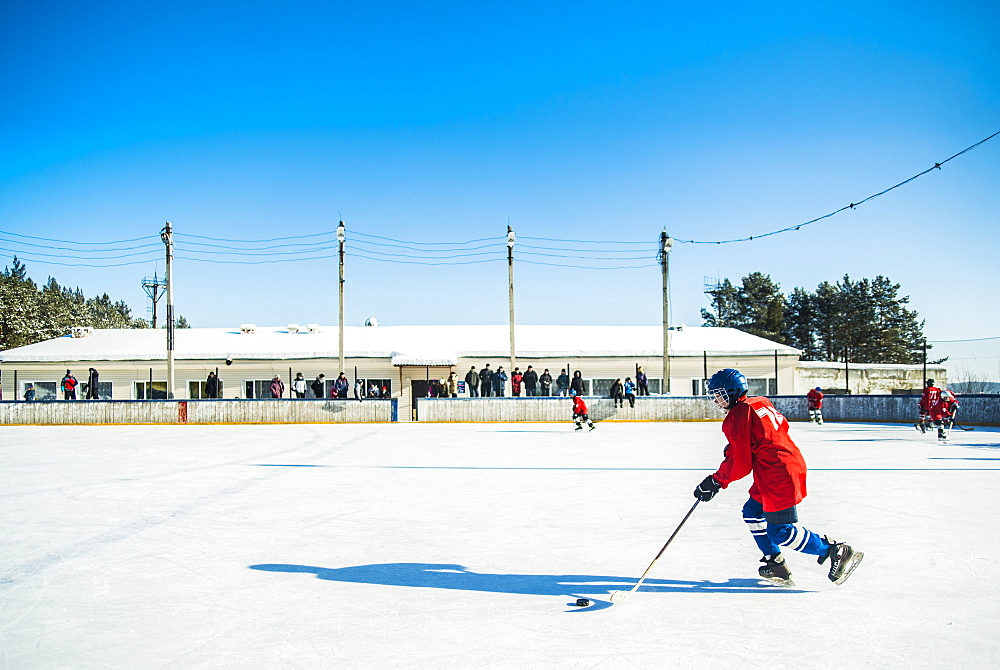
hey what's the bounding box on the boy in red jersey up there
[916,379,941,433]
[570,390,595,431]
[806,387,824,424]
[693,369,863,586]
[929,389,959,442]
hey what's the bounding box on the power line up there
[0,229,158,245]
[927,336,1000,343]
[673,130,999,245]
[0,251,160,268]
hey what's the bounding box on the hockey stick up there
[610,499,700,603]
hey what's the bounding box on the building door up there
[410,380,433,420]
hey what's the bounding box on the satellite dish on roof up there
[364,317,379,327]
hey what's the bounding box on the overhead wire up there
[673,130,999,245]
[1,131,993,268]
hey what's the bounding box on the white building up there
[1,324,808,419]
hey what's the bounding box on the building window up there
[83,381,113,399]
[188,380,224,399]
[591,378,614,396]
[362,378,392,398]
[693,377,776,396]
[244,379,277,399]
[22,381,57,401]
[134,381,168,399]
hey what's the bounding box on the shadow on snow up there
[248,562,805,611]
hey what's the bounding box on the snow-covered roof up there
[0,325,800,363]
[796,360,945,371]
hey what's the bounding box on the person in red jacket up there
[693,369,863,586]
[916,378,941,433]
[929,389,959,442]
[570,390,595,431]
[806,387,824,424]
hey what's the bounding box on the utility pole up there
[160,222,175,399]
[141,273,168,328]
[507,225,516,377]
[337,221,346,375]
[659,231,673,394]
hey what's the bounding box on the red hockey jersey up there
[711,396,808,513]
[572,396,588,415]
[806,389,824,410]
[929,391,959,421]
[919,386,941,413]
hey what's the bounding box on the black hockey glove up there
[694,476,721,502]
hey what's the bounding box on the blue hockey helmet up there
[707,368,748,411]
[815,387,822,392]
[570,389,577,396]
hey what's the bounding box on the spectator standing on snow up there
[311,374,326,399]
[86,367,100,399]
[354,378,365,402]
[206,371,220,399]
[270,375,284,399]
[24,384,36,401]
[692,368,863,587]
[447,372,458,398]
[511,368,523,396]
[493,366,508,397]
[539,369,553,396]
[523,366,538,396]
[466,366,480,397]
[61,370,78,400]
[479,364,494,397]
[570,370,585,396]
[636,367,649,396]
[333,373,350,398]
[292,373,307,398]
[556,369,570,396]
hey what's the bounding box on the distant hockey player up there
[929,389,959,442]
[570,390,595,431]
[806,387,824,424]
[916,379,940,433]
[693,368,863,586]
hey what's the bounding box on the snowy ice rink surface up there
[1,419,998,669]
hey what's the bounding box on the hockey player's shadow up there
[249,562,806,612]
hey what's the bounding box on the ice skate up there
[818,540,864,585]
[589,423,596,431]
[758,554,795,587]
[574,425,583,431]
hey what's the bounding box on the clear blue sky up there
[1,2,997,373]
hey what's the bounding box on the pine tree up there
[784,287,819,359]
[701,273,785,342]
[0,258,149,350]
[700,278,742,328]
[0,258,40,349]
[704,271,926,364]
[737,272,785,341]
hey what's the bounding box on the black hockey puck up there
[575,598,591,607]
